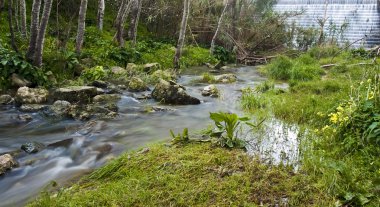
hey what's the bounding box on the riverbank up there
[28,142,333,206]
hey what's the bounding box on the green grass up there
[241,47,380,206]
[29,142,332,207]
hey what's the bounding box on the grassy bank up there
[29,142,332,206]
[242,46,380,206]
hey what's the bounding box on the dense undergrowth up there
[242,45,380,206]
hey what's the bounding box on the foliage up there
[199,72,216,84]
[170,128,189,145]
[0,47,47,89]
[207,112,255,149]
[81,66,106,82]
[212,46,233,63]
[109,47,141,68]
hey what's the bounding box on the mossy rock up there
[128,77,149,92]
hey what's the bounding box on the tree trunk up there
[210,2,229,55]
[8,0,19,53]
[115,0,126,28]
[14,0,19,32]
[115,0,132,46]
[229,0,237,39]
[318,0,328,45]
[26,0,42,61]
[33,0,53,67]
[20,0,27,37]
[173,0,191,69]
[0,0,5,10]
[75,0,88,54]
[127,0,142,46]
[97,0,105,31]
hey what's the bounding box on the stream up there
[0,66,300,206]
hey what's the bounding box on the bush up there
[81,66,106,82]
[0,47,47,89]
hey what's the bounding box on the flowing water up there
[274,0,380,48]
[0,66,299,206]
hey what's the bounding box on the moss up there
[28,142,332,207]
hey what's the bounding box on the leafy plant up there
[170,128,189,144]
[81,66,106,82]
[213,46,232,63]
[109,47,141,67]
[208,112,255,148]
[0,47,47,89]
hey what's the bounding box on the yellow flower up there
[322,125,330,131]
[330,113,338,124]
[360,81,364,85]
[368,91,374,100]
[367,79,372,83]
[314,129,319,133]
[336,106,344,112]
[317,112,324,117]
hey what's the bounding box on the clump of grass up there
[29,143,332,207]
[255,80,275,93]
[199,72,216,83]
[266,54,323,81]
[241,87,268,111]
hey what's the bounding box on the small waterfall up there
[274,0,380,48]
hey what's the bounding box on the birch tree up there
[115,0,132,46]
[26,0,42,61]
[20,0,27,37]
[34,0,53,67]
[97,0,105,31]
[76,0,88,54]
[173,0,191,69]
[128,0,142,46]
[210,1,229,55]
[8,0,19,52]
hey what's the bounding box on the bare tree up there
[210,1,229,55]
[173,0,191,69]
[76,0,88,54]
[128,0,142,46]
[97,0,105,31]
[8,0,19,52]
[115,0,132,46]
[26,0,42,61]
[34,0,53,67]
[317,0,329,45]
[20,0,27,37]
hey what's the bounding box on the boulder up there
[21,142,45,154]
[143,63,160,73]
[201,85,219,97]
[215,74,237,83]
[93,94,121,104]
[50,100,72,116]
[19,104,48,112]
[54,86,98,104]
[0,95,14,105]
[15,87,49,105]
[152,80,201,105]
[0,154,18,175]
[127,63,138,71]
[91,80,108,89]
[128,77,149,92]
[17,114,33,122]
[111,66,126,75]
[11,74,32,87]
[152,70,176,81]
